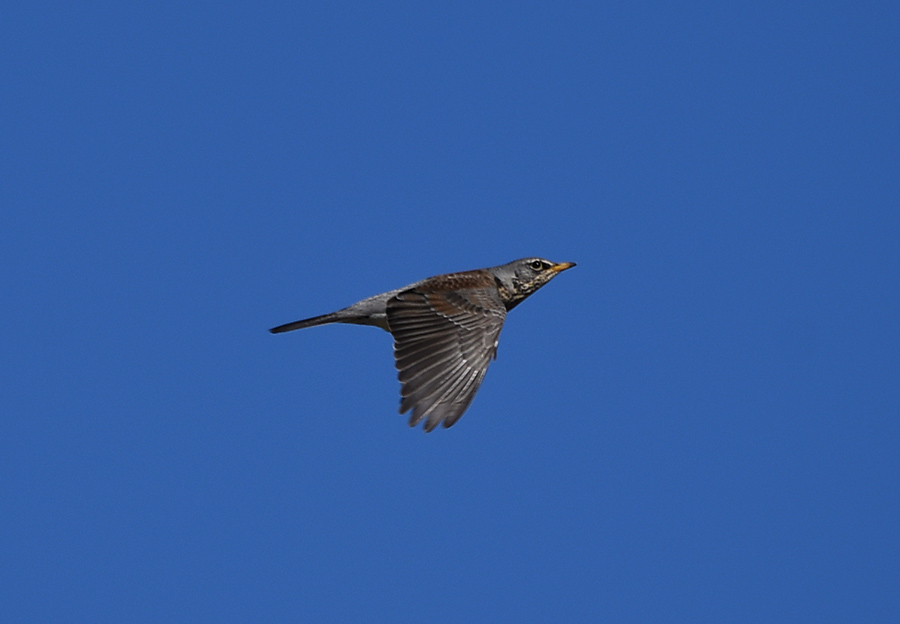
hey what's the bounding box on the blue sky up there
[3,1,898,622]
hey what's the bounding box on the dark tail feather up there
[269,312,342,334]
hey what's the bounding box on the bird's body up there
[271,258,575,431]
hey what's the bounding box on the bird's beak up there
[550,261,576,273]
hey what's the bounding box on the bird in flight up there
[271,258,576,431]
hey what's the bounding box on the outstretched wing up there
[386,271,507,431]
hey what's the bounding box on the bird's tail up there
[269,312,343,334]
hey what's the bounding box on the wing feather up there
[386,271,506,431]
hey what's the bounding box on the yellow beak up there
[550,261,576,273]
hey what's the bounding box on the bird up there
[270,258,576,431]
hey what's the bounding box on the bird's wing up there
[386,271,507,431]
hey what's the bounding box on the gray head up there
[489,257,576,310]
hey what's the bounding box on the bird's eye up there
[530,260,544,271]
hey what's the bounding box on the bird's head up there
[490,258,576,310]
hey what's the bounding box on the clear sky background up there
[3,2,898,622]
